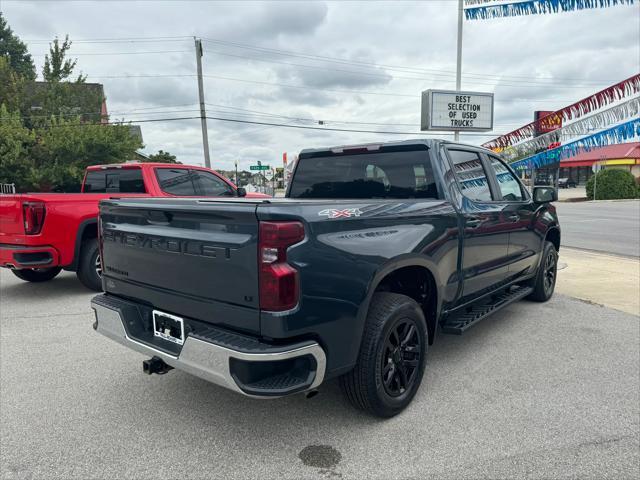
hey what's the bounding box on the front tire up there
[527,241,558,302]
[340,292,428,418]
[76,238,102,291]
[11,267,62,283]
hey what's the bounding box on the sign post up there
[421,89,494,133]
[592,159,604,200]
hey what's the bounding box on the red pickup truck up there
[0,162,267,291]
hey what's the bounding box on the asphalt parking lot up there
[1,269,639,480]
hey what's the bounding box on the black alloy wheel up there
[542,249,557,296]
[381,319,422,397]
[527,240,557,302]
[340,292,428,417]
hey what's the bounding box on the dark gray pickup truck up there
[91,139,560,417]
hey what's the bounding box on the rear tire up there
[340,292,428,418]
[76,238,102,292]
[527,241,558,302]
[11,267,62,283]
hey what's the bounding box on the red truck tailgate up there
[0,195,28,240]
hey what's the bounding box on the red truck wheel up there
[76,239,102,292]
[11,267,62,283]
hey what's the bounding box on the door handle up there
[466,219,482,227]
[507,214,520,222]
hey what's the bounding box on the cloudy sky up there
[2,0,639,169]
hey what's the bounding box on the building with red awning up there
[559,142,640,185]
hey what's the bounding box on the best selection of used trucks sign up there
[421,89,494,132]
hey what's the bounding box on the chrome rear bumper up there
[91,296,326,398]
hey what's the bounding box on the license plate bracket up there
[152,310,185,345]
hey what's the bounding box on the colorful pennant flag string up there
[464,0,635,20]
[482,74,640,150]
[509,118,640,170]
[501,97,640,161]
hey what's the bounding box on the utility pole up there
[454,0,463,142]
[194,38,211,168]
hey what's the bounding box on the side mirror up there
[236,187,247,197]
[533,186,557,204]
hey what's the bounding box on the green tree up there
[29,117,143,191]
[29,35,102,126]
[0,12,36,80]
[0,105,36,192]
[0,56,26,113]
[42,36,86,83]
[147,149,179,163]
[0,18,142,192]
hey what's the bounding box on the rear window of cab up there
[84,168,146,193]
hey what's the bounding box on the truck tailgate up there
[99,198,262,333]
[0,195,24,238]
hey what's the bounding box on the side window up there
[448,149,493,202]
[490,157,524,201]
[192,171,234,196]
[84,171,106,193]
[118,169,146,193]
[155,168,197,195]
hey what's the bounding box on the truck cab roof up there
[298,138,497,158]
[85,163,212,171]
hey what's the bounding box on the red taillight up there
[23,202,46,235]
[258,221,305,311]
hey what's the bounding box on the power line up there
[30,116,202,129]
[203,115,501,136]
[26,114,504,137]
[24,36,193,44]
[85,71,607,100]
[24,34,615,84]
[86,72,419,97]
[201,46,610,88]
[30,50,191,57]
[199,37,614,85]
[127,103,198,111]
[0,106,532,129]
[204,102,526,127]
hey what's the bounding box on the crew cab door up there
[484,155,540,278]
[446,148,511,300]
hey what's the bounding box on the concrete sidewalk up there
[556,247,640,316]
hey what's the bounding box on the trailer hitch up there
[142,356,174,375]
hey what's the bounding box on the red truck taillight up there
[258,221,305,311]
[23,202,46,235]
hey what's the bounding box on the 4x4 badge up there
[318,208,363,219]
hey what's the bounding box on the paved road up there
[1,269,639,479]
[555,200,640,257]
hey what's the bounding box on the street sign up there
[250,165,270,171]
[264,169,274,181]
[421,89,494,132]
